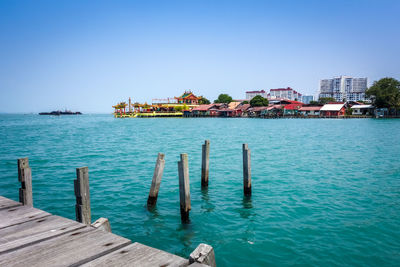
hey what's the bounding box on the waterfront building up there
[175,91,201,105]
[261,105,283,117]
[248,106,269,117]
[320,103,346,117]
[283,103,303,115]
[319,76,368,102]
[302,95,314,104]
[269,87,302,101]
[235,103,251,117]
[245,90,268,100]
[299,106,322,116]
[192,104,216,116]
[351,104,374,115]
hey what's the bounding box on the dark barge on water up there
[39,110,82,115]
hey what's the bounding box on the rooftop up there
[299,106,322,111]
[270,87,293,91]
[320,103,345,111]
[351,105,374,109]
[284,103,303,110]
[246,90,266,93]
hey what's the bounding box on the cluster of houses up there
[189,99,375,118]
[113,91,378,118]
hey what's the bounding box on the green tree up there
[309,100,320,106]
[174,105,183,112]
[242,100,249,104]
[214,94,233,103]
[318,97,336,105]
[198,97,211,104]
[345,107,353,116]
[250,95,269,107]
[366,77,400,114]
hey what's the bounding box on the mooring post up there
[189,243,217,267]
[242,144,251,196]
[201,140,210,188]
[17,157,33,207]
[147,153,165,208]
[178,153,191,222]
[74,167,91,225]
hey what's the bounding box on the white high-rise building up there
[319,76,368,102]
[269,87,302,101]
[245,90,268,100]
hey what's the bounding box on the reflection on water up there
[177,221,195,248]
[240,195,254,219]
[201,187,215,213]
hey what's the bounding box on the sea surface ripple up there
[0,114,399,266]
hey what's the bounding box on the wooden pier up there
[0,196,210,267]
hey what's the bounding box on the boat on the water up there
[39,110,82,115]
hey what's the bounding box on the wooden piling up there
[201,140,210,188]
[178,153,191,222]
[189,243,217,267]
[74,167,91,225]
[17,158,33,207]
[242,144,251,196]
[92,217,111,232]
[147,153,165,208]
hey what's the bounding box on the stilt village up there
[113,90,383,119]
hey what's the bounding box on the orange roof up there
[299,106,322,111]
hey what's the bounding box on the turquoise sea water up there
[0,114,399,266]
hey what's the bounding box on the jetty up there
[0,158,216,267]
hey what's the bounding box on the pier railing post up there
[18,158,33,206]
[242,144,251,196]
[201,140,210,188]
[147,153,165,208]
[74,167,91,225]
[178,153,191,223]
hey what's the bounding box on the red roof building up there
[175,91,201,105]
[299,106,322,116]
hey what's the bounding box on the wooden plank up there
[147,153,165,208]
[81,242,189,267]
[189,263,211,267]
[75,167,91,225]
[201,140,210,188]
[18,158,33,207]
[0,227,131,267]
[0,196,21,210]
[178,153,191,223]
[0,215,86,254]
[0,205,50,229]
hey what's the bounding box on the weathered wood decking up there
[0,196,204,267]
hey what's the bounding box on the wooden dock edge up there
[0,195,214,266]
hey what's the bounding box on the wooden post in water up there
[74,167,91,225]
[17,158,33,206]
[147,153,165,208]
[201,140,210,188]
[178,153,191,222]
[242,144,251,196]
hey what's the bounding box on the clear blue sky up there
[1,0,399,113]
